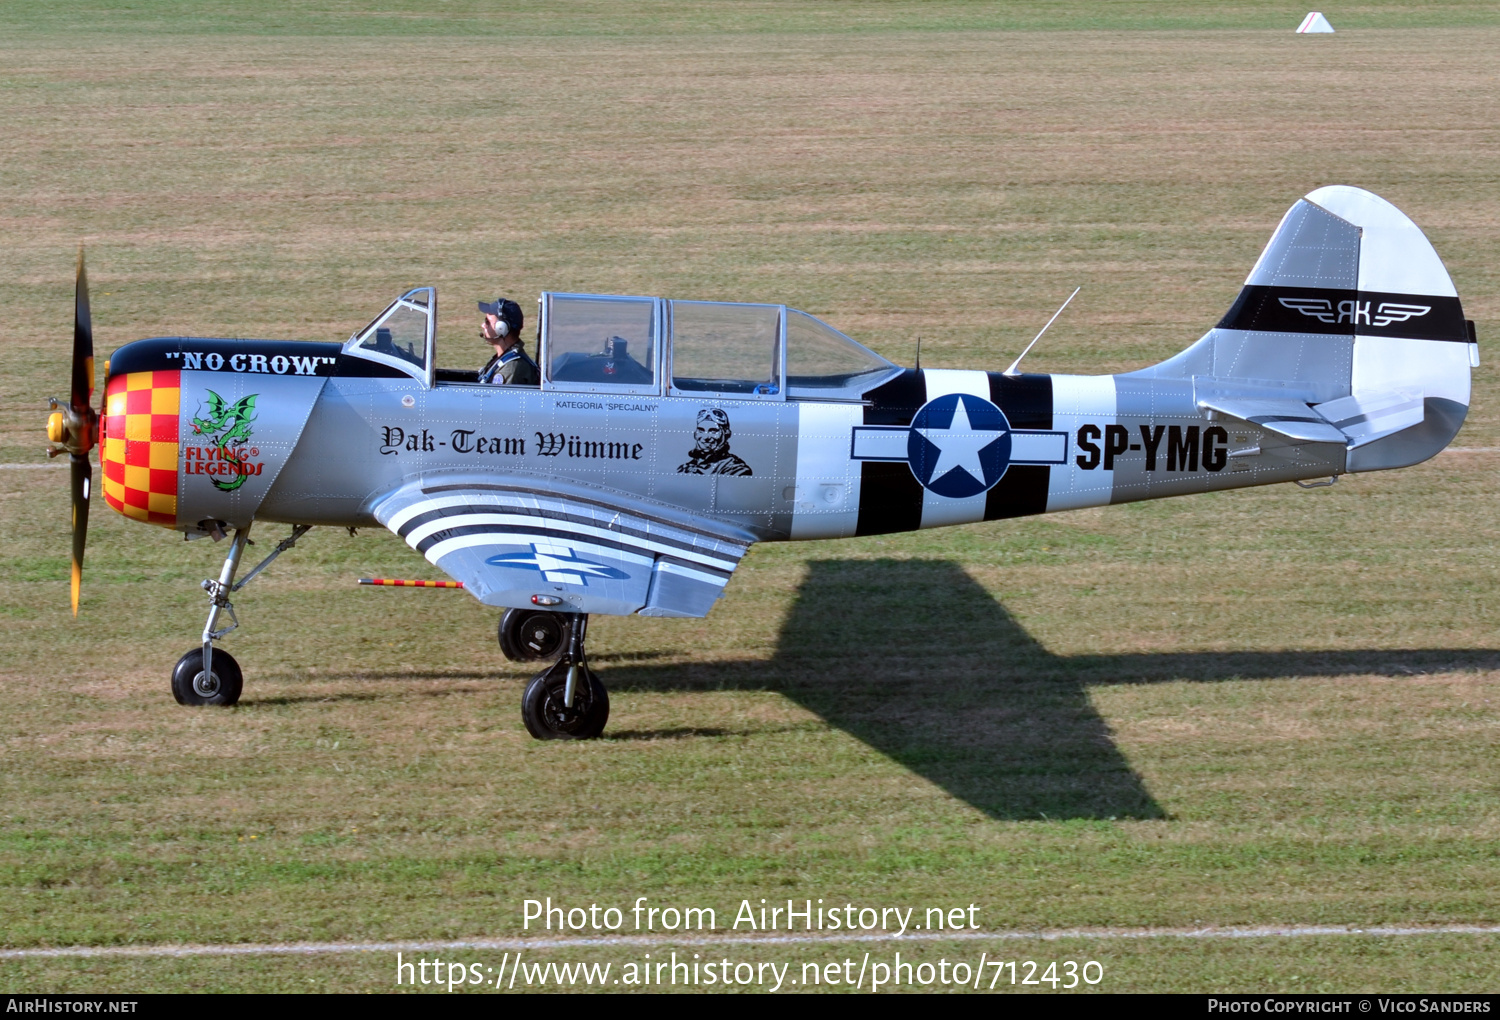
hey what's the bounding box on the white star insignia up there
[505,544,623,584]
[915,398,1006,486]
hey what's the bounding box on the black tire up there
[171,648,243,707]
[521,662,609,740]
[498,608,570,663]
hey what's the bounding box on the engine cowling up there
[100,338,342,532]
[101,368,181,527]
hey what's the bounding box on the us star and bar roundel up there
[852,389,1069,501]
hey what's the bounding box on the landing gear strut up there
[172,522,311,707]
[520,613,609,740]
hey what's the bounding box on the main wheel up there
[521,663,609,740]
[499,608,570,662]
[171,648,243,707]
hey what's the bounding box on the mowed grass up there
[2,1,1499,993]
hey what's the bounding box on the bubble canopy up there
[344,288,902,398]
[541,292,900,400]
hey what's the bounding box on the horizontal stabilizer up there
[1196,396,1346,444]
[1313,390,1424,447]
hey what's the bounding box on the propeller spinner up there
[46,250,99,615]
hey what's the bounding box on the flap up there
[1196,395,1346,444]
[373,476,755,618]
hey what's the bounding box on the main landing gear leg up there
[171,524,312,707]
[520,612,609,740]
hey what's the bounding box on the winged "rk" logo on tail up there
[1371,302,1433,327]
[1277,296,1432,329]
[1277,297,1337,323]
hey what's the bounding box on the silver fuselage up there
[98,186,1477,617]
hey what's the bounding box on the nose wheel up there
[519,612,609,739]
[171,648,243,706]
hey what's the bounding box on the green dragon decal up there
[190,390,259,492]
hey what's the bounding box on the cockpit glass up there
[354,303,428,369]
[670,301,781,395]
[546,295,656,387]
[785,309,895,393]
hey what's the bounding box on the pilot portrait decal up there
[677,408,752,476]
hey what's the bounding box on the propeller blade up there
[70,454,91,616]
[66,250,97,615]
[73,249,94,415]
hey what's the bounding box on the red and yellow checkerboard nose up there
[101,369,179,527]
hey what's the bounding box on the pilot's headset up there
[478,297,525,342]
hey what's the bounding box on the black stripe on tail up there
[1219,286,1467,342]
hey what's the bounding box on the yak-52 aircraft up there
[47,186,1478,739]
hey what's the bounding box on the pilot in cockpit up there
[477,297,540,386]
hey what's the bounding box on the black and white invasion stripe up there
[376,480,752,596]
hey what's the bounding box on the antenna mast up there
[1003,287,1080,377]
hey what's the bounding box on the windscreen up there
[785,309,895,394]
[348,290,433,375]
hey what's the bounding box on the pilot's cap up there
[477,297,524,339]
[695,408,731,430]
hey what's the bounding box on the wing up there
[373,476,755,618]
[1275,297,1338,323]
[191,390,227,433]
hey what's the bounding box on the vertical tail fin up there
[1136,186,1474,471]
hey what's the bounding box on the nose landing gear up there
[519,612,609,740]
[171,522,311,708]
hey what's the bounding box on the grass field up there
[2,1,1499,994]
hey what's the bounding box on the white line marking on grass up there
[5,924,1500,959]
[1441,447,1500,454]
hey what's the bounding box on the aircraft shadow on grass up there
[603,558,1500,823]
